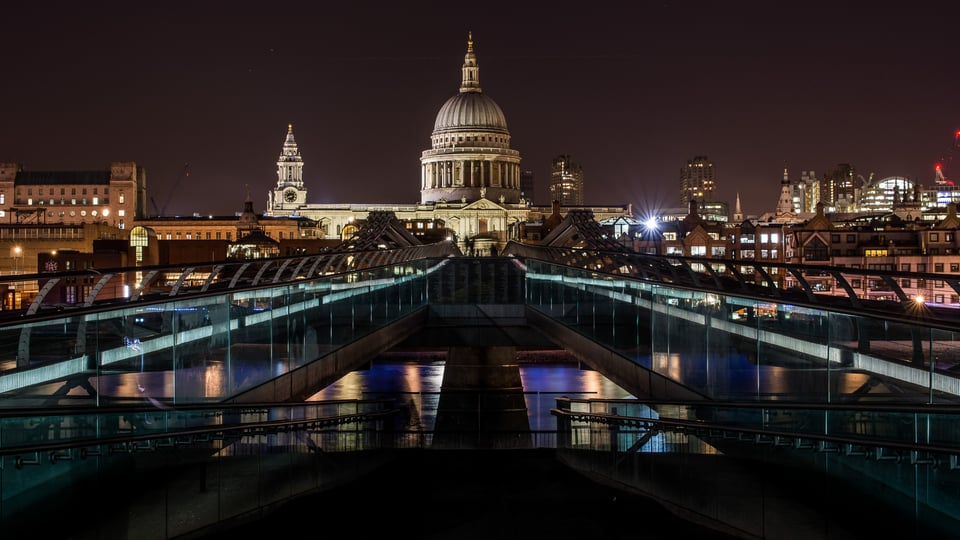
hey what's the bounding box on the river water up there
[306,350,635,433]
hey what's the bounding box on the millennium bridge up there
[1,211,959,539]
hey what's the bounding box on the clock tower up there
[269,123,307,212]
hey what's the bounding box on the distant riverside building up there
[520,169,535,205]
[0,222,126,309]
[822,163,857,212]
[680,156,716,205]
[549,155,584,205]
[859,176,915,213]
[0,161,146,229]
[787,169,820,213]
[658,200,729,223]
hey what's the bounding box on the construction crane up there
[932,130,960,186]
[150,163,190,217]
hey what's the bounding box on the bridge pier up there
[433,346,532,449]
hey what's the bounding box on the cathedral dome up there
[433,92,508,134]
[420,33,521,206]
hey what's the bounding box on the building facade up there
[0,161,147,229]
[680,156,716,205]
[549,155,584,206]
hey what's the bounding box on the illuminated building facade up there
[0,161,146,229]
[680,156,715,205]
[549,155,584,206]
[821,163,857,212]
[268,124,307,211]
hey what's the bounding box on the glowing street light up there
[12,246,22,275]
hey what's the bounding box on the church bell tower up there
[269,124,307,212]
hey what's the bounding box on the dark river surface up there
[306,351,635,432]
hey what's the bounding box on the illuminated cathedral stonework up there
[266,34,630,254]
[268,124,307,211]
[420,32,521,206]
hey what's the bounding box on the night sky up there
[1,1,958,219]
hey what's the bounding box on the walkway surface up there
[198,448,738,539]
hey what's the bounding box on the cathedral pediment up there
[463,198,504,211]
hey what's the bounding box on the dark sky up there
[1,1,958,218]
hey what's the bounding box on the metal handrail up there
[551,408,960,464]
[505,242,960,331]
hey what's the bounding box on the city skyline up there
[1,1,957,219]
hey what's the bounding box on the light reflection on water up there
[307,359,634,432]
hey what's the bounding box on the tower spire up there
[733,192,743,222]
[776,162,795,216]
[460,31,481,93]
[276,123,304,189]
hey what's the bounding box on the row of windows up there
[158,230,299,240]
[817,248,958,257]
[687,246,729,257]
[0,192,124,205]
[23,197,108,206]
[830,232,955,243]
[663,232,779,244]
[436,135,506,145]
[167,232,232,240]
[19,187,109,196]
[840,262,960,273]
[36,209,123,218]
[843,278,956,291]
